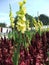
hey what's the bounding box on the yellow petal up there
[23,0,27,3]
[22,16,26,21]
[11,23,14,28]
[19,2,23,7]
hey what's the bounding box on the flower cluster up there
[0,37,14,65]
[16,0,29,33]
[19,32,49,65]
[33,18,43,32]
[9,4,14,28]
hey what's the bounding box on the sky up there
[0,0,49,26]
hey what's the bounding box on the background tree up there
[39,14,49,25]
[0,23,6,27]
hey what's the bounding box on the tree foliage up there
[0,23,6,27]
[39,14,49,25]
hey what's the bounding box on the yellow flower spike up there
[16,0,29,33]
[32,18,43,31]
[9,4,14,28]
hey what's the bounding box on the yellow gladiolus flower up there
[17,21,26,27]
[18,7,26,15]
[33,18,37,24]
[20,25,26,33]
[22,7,26,14]
[17,19,25,24]
[16,22,26,33]
[23,0,27,3]
[16,0,29,33]
[22,16,26,21]
[19,2,23,7]
[11,22,15,28]
[17,15,26,22]
[38,20,43,28]
[40,21,43,26]
[38,22,41,27]
[10,17,14,23]
[35,26,38,31]
[26,20,30,30]
[9,5,14,28]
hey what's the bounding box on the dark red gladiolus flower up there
[0,32,49,65]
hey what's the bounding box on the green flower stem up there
[13,32,22,65]
[24,34,26,48]
[16,43,20,65]
[22,33,26,48]
[13,43,20,65]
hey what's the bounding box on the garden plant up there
[0,0,49,65]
